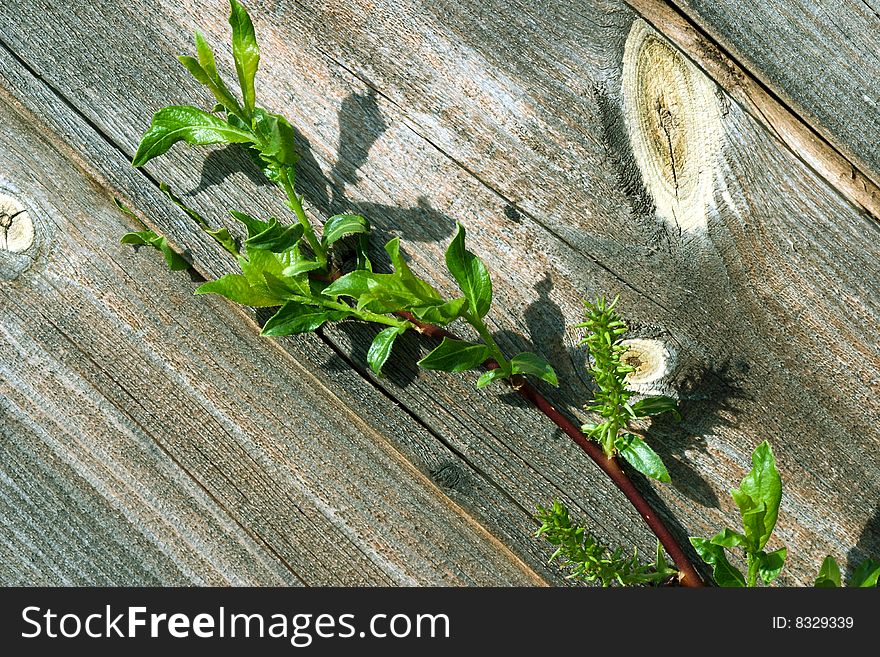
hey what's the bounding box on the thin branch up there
[399,312,705,587]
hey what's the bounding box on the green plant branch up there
[120,0,705,587]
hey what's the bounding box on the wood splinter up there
[0,191,34,253]
[622,19,721,234]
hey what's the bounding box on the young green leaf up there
[709,528,747,549]
[536,500,677,586]
[251,109,298,167]
[132,106,253,167]
[121,230,190,271]
[631,395,681,420]
[850,559,880,587]
[445,223,492,318]
[418,337,490,373]
[814,555,842,587]
[689,537,746,587]
[385,238,443,304]
[229,0,260,116]
[324,270,420,313]
[757,548,787,584]
[510,352,559,386]
[261,271,310,299]
[186,31,243,115]
[261,301,351,336]
[616,433,670,483]
[730,440,781,551]
[322,214,370,247]
[229,209,270,238]
[367,325,407,376]
[475,367,508,389]
[195,273,282,307]
[409,298,468,326]
[245,218,304,252]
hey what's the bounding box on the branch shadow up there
[326,88,456,244]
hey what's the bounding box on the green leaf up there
[409,298,468,325]
[653,541,678,581]
[616,433,670,483]
[132,106,252,167]
[229,0,259,115]
[238,249,303,296]
[261,301,351,336]
[177,55,240,116]
[475,367,508,389]
[262,271,309,299]
[689,537,746,587]
[185,31,242,114]
[282,257,324,277]
[230,209,270,238]
[324,238,444,314]
[367,325,407,376]
[121,230,190,271]
[631,395,681,420]
[245,218,304,252]
[322,214,370,247]
[194,273,281,307]
[814,555,841,587]
[850,559,880,587]
[731,440,782,551]
[385,238,443,303]
[510,352,558,386]
[758,547,787,584]
[251,109,298,167]
[709,528,747,549]
[444,223,492,317]
[418,337,490,373]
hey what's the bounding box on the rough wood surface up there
[625,0,880,224]
[0,0,878,586]
[0,83,542,586]
[664,0,880,191]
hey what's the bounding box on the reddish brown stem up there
[398,312,704,587]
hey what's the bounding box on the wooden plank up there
[0,87,542,586]
[660,0,880,192]
[1,0,878,584]
[623,0,880,223]
[0,5,659,584]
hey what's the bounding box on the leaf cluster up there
[535,500,677,587]
[575,296,678,482]
[690,440,787,587]
[814,555,880,588]
[120,0,556,389]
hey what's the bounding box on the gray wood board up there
[666,0,880,187]
[0,0,878,584]
[0,83,542,585]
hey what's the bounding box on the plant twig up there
[399,312,704,587]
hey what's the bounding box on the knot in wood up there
[621,338,676,392]
[0,191,35,253]
[622,20,721,233]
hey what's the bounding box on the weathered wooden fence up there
[1,0,877,585]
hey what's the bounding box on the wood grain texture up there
[624,0,880,225]
[0,84,542,586]
[665,0,880,189]
[0,0,878,586]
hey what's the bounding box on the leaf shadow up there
[643,362,749,510]
[846,504,880,581]
[493,273,593,410]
